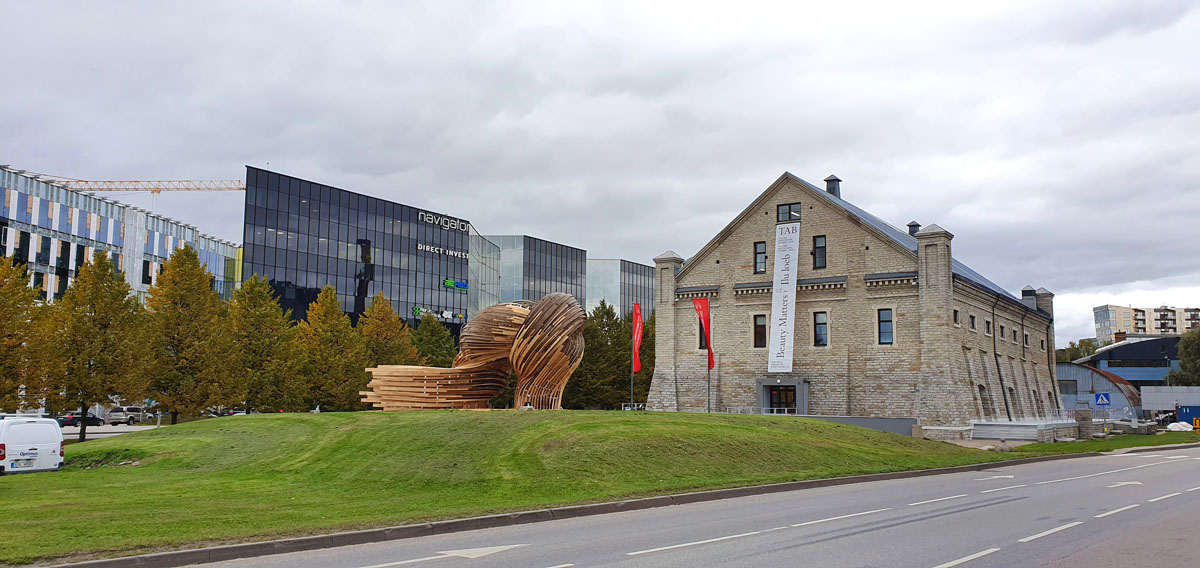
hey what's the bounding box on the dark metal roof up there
[797,276,847,285]
[865,271,919,280]
[733,281,772,289]
[675,285,720,294]
[785,173,1016,300]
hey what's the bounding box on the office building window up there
[754,241,766,274]
[753,315,766,348]
[814,312,828,346]
[813,235,826,269]
[776,202,802,222]
[878,308,894,345]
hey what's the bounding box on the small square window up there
[776,202,802,223]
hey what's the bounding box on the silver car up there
[107,406,149,425]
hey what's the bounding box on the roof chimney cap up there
[824,175,842,198]
[907,221,921,236]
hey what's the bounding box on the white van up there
[0,417,64,475]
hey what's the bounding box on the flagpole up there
[707,367,711,413]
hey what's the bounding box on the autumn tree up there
[228,275,306,412]
[145,245,237,423]
[411,314,456,367]
[359,292,423,367]
[0,258,38,412]
[35,251,144,441]
[296,286,370,411]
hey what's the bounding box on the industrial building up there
[647,173,1059,432]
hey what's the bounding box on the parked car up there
[0,417,64,475]
[107,406,150,425]
[55,412,104,427]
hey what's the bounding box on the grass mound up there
[1,411,1007,564]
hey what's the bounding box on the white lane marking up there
[359,545,527,567]
[1148,492,1182,502]
[980,484,1026,493]
[1035,460,1182,485]
[627,531,765,556]
[1094,504,1139,518]
[1161,455,1190,460]
[1187,487,1200,492]
[931,547,1001,568]
[790,508,892,527]
[908,494,968,506]
[1106,481,1143,488]
[627,509,891,556]
[1017,522,1083,543]
[974,475,1014,480]
[543,565,575,568]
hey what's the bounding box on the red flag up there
[632,303,644,373]
[692,298,714,369]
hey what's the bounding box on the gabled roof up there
[676,172,1019,302]
[786,173,1015,300]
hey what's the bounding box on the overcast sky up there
[2,1,1198,343]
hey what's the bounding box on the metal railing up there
[621,403,646,411]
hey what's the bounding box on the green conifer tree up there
[35,251,144,441]
[145,245,237,423]
[228,275,306,412]
[563,300,627,409]
[411,314,456,367]
[359,292,424,367]
[296,285,370,411]
[0,258,38,412]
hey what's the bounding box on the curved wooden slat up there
[361,294,586,411]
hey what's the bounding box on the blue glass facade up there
[1,166,238,302]
[241,167,492,331]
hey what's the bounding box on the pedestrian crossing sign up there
[1095,392,1111,406]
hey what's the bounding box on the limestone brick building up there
[646,173,1059,428]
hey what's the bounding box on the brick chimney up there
[1114,331,1127,343]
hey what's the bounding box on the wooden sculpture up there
[361,293,586,410]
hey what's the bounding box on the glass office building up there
[585,259,654,319]
[241,167,498,332]
[1,165,239,302]
[485,235,586,306]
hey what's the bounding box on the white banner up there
[768,223,800,372]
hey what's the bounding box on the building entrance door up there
[766,385,797,414]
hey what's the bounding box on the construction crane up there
[21,170,245,195]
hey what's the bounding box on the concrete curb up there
[1120,441,1200,454]
[45,452,1102,568]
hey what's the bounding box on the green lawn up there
[0,411,1177,566]
[1013,431,1200,455]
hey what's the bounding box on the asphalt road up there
[202,447,1200,568]
[60,423,158,440]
